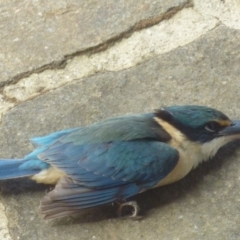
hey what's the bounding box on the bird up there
[0,105,240,220]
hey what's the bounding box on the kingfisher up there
[0,105,240,220]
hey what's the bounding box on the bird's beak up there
[219,120,240,137]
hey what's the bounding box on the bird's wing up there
[24,128,81,161]
[30,128,81,147]
[27,113,169,161]
[38,113,175,188]
[57,113,171,144]
[40,140,179,219]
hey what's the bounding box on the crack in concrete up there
[192,6,222,32]
[1,1,221,115]
[0,0,193,90]
[132,1,193,31]
[193,0,240,30]
[0,60,67,89]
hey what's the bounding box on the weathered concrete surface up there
[195,0,240,29]
[2,7,219,105]
[0,0,189,86]
[0,0,240,239]
[1,25,240,240]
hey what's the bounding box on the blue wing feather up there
[30,128,81,147]
[25,128,80,161]
[40,141,178,187]
[40,140,179,219]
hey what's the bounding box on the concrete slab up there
[0,25,240,240]
[0,0,189,86]
[2,7,218,105]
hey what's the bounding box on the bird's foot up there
[117,201,142,220]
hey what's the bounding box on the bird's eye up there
[205,122,219,132]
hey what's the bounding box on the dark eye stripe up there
[205,121,225,132]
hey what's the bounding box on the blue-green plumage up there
[0,105,240,219]
[156,105,232,143]
[38,114,178,218]
[162,105,229,128]
[40,141,178,185]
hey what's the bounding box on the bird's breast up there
[154,151,196,187]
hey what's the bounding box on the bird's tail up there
[0,159,44,180]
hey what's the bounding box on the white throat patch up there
[201,134,240,162]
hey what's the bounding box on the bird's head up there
[155,105,240,160]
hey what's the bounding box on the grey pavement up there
[0,0,240,239]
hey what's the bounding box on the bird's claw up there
[117,201,142,220]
